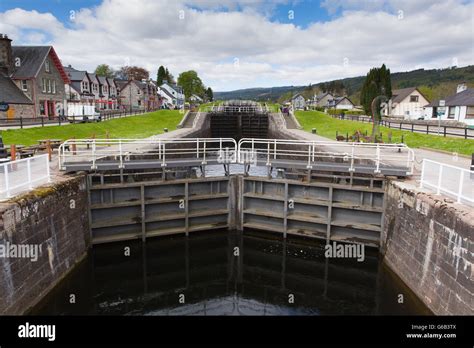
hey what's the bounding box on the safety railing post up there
[162,143,166,167]
[266,142,270,166]
[457,170,464,203]
[273,139,277,160]
[91,139,97,169]
[119,140,123,169]
[46,155,51,183]
[436,164,443,195]
[420,160,426,188]
[4,163,10,198]
[374,143,381,173]
[307,144,311,168]
[349,143,355,172]
[27,157,32,189]
[202,141,207,165]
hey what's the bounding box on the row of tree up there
[93,64,213,101]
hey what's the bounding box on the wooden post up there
[46,140,52,162]
[72,137,77,155]
[10,144,16,161]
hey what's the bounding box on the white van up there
[67,104,102,123]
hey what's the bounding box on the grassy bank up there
[295,111,474,156]
[1,110,183,146]
[264,103,280,113]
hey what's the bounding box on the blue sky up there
[0,0,336,27]
[0,0,472,91]
[0,0,103,23]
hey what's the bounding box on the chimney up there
[0,34,13,75]
[456,82,467,94]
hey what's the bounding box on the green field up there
[198,102,220,111]
[1,110,183,146]
[295,111,474,156]
[264,102,280,113]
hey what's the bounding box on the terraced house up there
[116,79,160,111]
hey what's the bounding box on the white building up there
[291,93,306,110]
[327,96,354,110]
[189,94,203,103]
[158,82,185,108]
[424,84,474,126]
[384,87,430,120]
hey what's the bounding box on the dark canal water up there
[32,231,431,315]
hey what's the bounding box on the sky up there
[0,0,473,91]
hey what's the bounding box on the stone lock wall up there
[381,180,473,315]
[0,175,90,314]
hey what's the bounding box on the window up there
[410,95,419,102]
[52,80,56,94]
[42,78,46,92]
[104,86,108,93]
[466,106,474,119]
[448,106,456,119]
[21,80,28,91]
[82,81,89,91]
[47,79,51,93]
[45,60,50,73]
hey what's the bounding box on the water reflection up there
[32,231,430,315]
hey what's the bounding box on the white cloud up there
[0,0,472,91]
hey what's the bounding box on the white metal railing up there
[58,137,416,175]
[420,159,474,206]
[0,154,51,199]
[58,138,237,170]
[237,138,415,175]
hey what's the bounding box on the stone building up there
[0,34,34,119]
[0,35,70,118]
[116,79,160,111]
[0,72,34,119]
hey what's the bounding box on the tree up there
[205,87,213,102]
[115,66,149,80]
[360,64,392,115]
[177,70,205,99]
[95,64,114,78]
[157,66,166,86]
[163,67,175,84]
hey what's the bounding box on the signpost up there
[437,100,445,136]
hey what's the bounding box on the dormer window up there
[410,95,419,102]
[45,60,50,73]
[82,81,89,91]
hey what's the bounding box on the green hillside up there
[215,65,474,104]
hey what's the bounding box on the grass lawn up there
[199,102,220,111]
[1,110,183,146]
[295,111,474,156]
[264,102,280,113]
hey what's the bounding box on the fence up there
[0,109,155,128]
[420,159,474,206]
[330,114,474,139]
[238,138,415,175]
[58,138,238,171]
[0,154,50,199]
